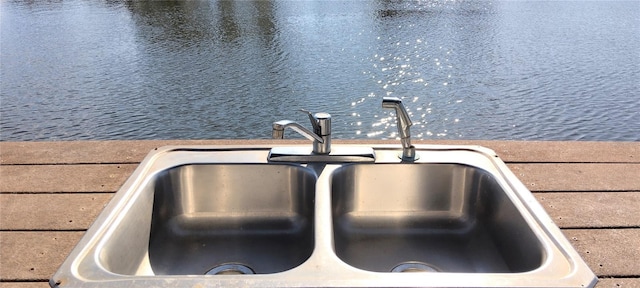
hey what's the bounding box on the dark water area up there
[1,0,639,141]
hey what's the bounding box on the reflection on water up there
[1,0,638,141]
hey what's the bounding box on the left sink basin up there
[147,164,316,275]
[105,164,317,276]
[53,148,317,284]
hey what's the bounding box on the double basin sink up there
[51,144,596,287]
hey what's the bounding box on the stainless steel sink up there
[51,145,596,288]
[331,163,543,273]
[148,164,316,275]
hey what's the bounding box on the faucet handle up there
[300,109,321,134]
[300,109,331,136]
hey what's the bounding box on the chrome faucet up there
[272,110,331,154]
[382,97,417,160]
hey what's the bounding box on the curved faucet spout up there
[272,111,331,154]
[272,120,324,143]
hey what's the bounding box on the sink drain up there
[391,261,440,273]
[205,263,255,275]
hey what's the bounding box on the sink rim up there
[50,144,597,288]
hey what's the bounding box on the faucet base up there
[399,145,420,161]
[268,146,375,163]
[399,151,420,161]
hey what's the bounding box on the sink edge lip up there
[489,154,596,279]
[51,144,596,287]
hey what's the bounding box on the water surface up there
[1,0,638,141]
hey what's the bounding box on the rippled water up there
[1,0,639,141]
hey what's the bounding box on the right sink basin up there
[331,163,543,273]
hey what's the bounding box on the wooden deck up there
[1,140,639,287]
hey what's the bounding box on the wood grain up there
[564,229,640,277]
[0,164,136,193]
[509,163,640,192]
[535,192,640,228]
[0,232,84,281]
[0,194,113,230]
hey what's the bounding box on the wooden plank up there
[0,164,136,193]
[0,194,113,230]
[564,229,640,277]
[7,162,633,195]
[465,141,640,164]
[595,278,640,287]
[2,140,638,165]
[2,192,636,231]
[0,140,210,165]
[0,140,305,165]
[0,232,84,281]
[509,163,640,191]
[0,283,49,288]
[1,230,637,281]
[535,192,640,228]
[2,160,637,196]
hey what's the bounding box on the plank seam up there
[561,227,640,230]
[0,231,85,234]
[0,192,114,195]
[596,274,640,278]
[0,279,50,282]
[0,191,116,194]
[0,163,136,166]
[531,190,640,193]
[0,162,139,166]
[505,161,640,164]
[0,229,87,232]
[4,161,640,165]
[533,190,640,193]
